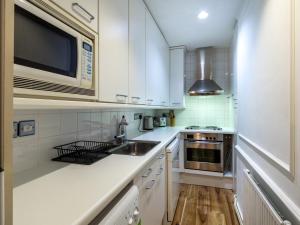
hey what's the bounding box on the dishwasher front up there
[97,185,140,225]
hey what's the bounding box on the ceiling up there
[144,0,244,49]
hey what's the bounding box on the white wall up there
[235,0,300,223]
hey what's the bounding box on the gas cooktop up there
[185,126,222,131]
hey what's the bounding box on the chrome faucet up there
[115,115,128,144]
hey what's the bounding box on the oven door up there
[184,141,223,172]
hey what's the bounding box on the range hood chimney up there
[188,47,224,96]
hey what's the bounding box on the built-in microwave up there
[14,0,98,100]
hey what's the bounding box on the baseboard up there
[179,173,233,190]
[234,194,244,225]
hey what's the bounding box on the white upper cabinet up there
[160,37,170,106]
[128,0,146,105]
[146,10,170,106]
[50,0,98,32]
[170,47,185,108]
[99,0,129,103]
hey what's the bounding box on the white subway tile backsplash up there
[78,112,91,131]
[37,136,61,165]
[13,138,38,174]
[61,112,77,135]
[110,112,118,137]
[91,112,102,130]
[13,108,155,175]
[38,113,61,138]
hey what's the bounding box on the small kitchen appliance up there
[143,116,154,130]
[159,117,167,127]
[14,0,97,100]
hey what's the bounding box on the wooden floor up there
[171,184,239,225]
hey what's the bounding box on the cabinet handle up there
[116,94,128,98]
[72,3,95,23]
[142,168,152,178]
[147,99,154,102]
[145,180,155,190]
[156,168,163,176]
[131,96,141,100]
[172,102,181,105]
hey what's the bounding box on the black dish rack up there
[52,141,115,165]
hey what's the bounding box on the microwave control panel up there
[81,41,93,82]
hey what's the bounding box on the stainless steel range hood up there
[188,47,224,95]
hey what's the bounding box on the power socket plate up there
[134,113,143,120]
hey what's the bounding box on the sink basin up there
[108,140,160,156]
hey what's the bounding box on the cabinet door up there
[99,0,129,103]
[160,38,170,106]
[129,0,146,105]
[170,47,185,108]
[140,156,166,225]
[146,10,170,106]
[145,10,162,106]
[50,0,98,32]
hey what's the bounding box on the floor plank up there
[171,184,239,225]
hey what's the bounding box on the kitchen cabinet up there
[50,0,98,32]
[99,0,129,103]
[160,38,170,107]
[135,149,166,225]
[170,47,185,108]
[146,10,170,106]
[128,0,146,105]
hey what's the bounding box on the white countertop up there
[13,127,182,225]
[13,126,235,225]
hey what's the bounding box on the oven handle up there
[185,140,222,145]
[185,141,223,149]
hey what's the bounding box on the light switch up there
[19,120,35,137]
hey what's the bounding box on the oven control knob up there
[128,217,134,225]
[206,137,208,140]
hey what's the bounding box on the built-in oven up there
[184,133,224,172]
[14,0,98,100]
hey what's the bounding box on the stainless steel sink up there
[108,140,160,156]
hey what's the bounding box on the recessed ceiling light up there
[198,11,209,20]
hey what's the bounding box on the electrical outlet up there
[134,113,143,120]
[18,120,35,137]
[13,122,18,138]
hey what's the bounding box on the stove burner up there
[185,126,222,131]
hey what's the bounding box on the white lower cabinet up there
[134,149,166,225]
